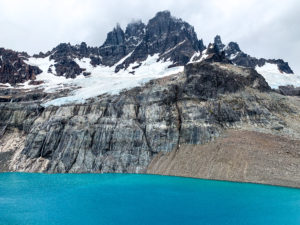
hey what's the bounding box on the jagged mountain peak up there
[150,10,189,27]
[225,42,241,55]
[214,35,225,52]
[125,21,146,47]
[198,39,206,52]
[153,10,172,19]
[147,10,196,37]
[114,10,201,71]
[194,35,294,76]
[102,24,125,47]
[125,20,145,35]
[0,10,297,91]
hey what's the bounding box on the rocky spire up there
[214,35,225,53]
[115,10,201,71]
[198,39,206,52]
[224,42,241,56]
[125,20,146,52]
[125,20,145,38]
[98,24,127,66]
[102,23,125,46]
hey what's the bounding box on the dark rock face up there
[98,21,146,67]
[54,59,84,78]
[224,42,241,56]
[276,85,300,96]
[98,24,127,66]
[214,37,294,74]
[184,62,271,97]
[0,48,42,85]
[1,61,283,173]
[32,42,102,78]
[267,59,294,74]
[42,42,100,61]
[45,43,100,77]
[125,21,146,49]
[116,11,201,71]
[198,39,206,52]
[214,35,225,52]
[203,44,232,64]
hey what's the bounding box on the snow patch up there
[26,56,71,93]
[0,83,12,88]
[188,49,210,65]
[256,63,300,89]
[229,52,239,60]
[160,40,186,57]
[114,51,134,67]
[188,52,201,64]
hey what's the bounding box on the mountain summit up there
[0,10,297,91]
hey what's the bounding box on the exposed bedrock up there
[0,48,42,85]
[0,62,299,189]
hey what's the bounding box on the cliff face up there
[1,62,300,185]
[0,48,42,85]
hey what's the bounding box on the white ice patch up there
[26,54,183,107]
[160,40,186,57]
[26,56,71,92]
[229,52,239,60]
[187,49,210,65]
[114,51,134,67]
[255,63,300,89]
[0,83,12,88]
[188,52,201,64]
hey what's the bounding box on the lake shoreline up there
[1,171,299,190]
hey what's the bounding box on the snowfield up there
[2,55,299,107]
[255,63,300,89]
[26,54,183,107]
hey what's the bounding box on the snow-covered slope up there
[255,63,300,89]
[25,56,300,107]
[26,54,183,107]
[6,53,300,108]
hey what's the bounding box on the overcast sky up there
[0,0,299,73]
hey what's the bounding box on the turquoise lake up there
[0,173,300,225]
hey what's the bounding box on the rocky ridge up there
[217,36,294,74]
[0,11,295,86]
[0,48,42,85]
[1,61,299,178]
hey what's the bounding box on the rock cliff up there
[1,61,300,188]
[0,11,300,188]
[0,48,42,85]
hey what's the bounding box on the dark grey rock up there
[1,61,286,173]
[0,48,42,85]
[276,85,300,96]
[116,11,201,71]
[219,38,294,74]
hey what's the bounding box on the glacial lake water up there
[0,173,300,225]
